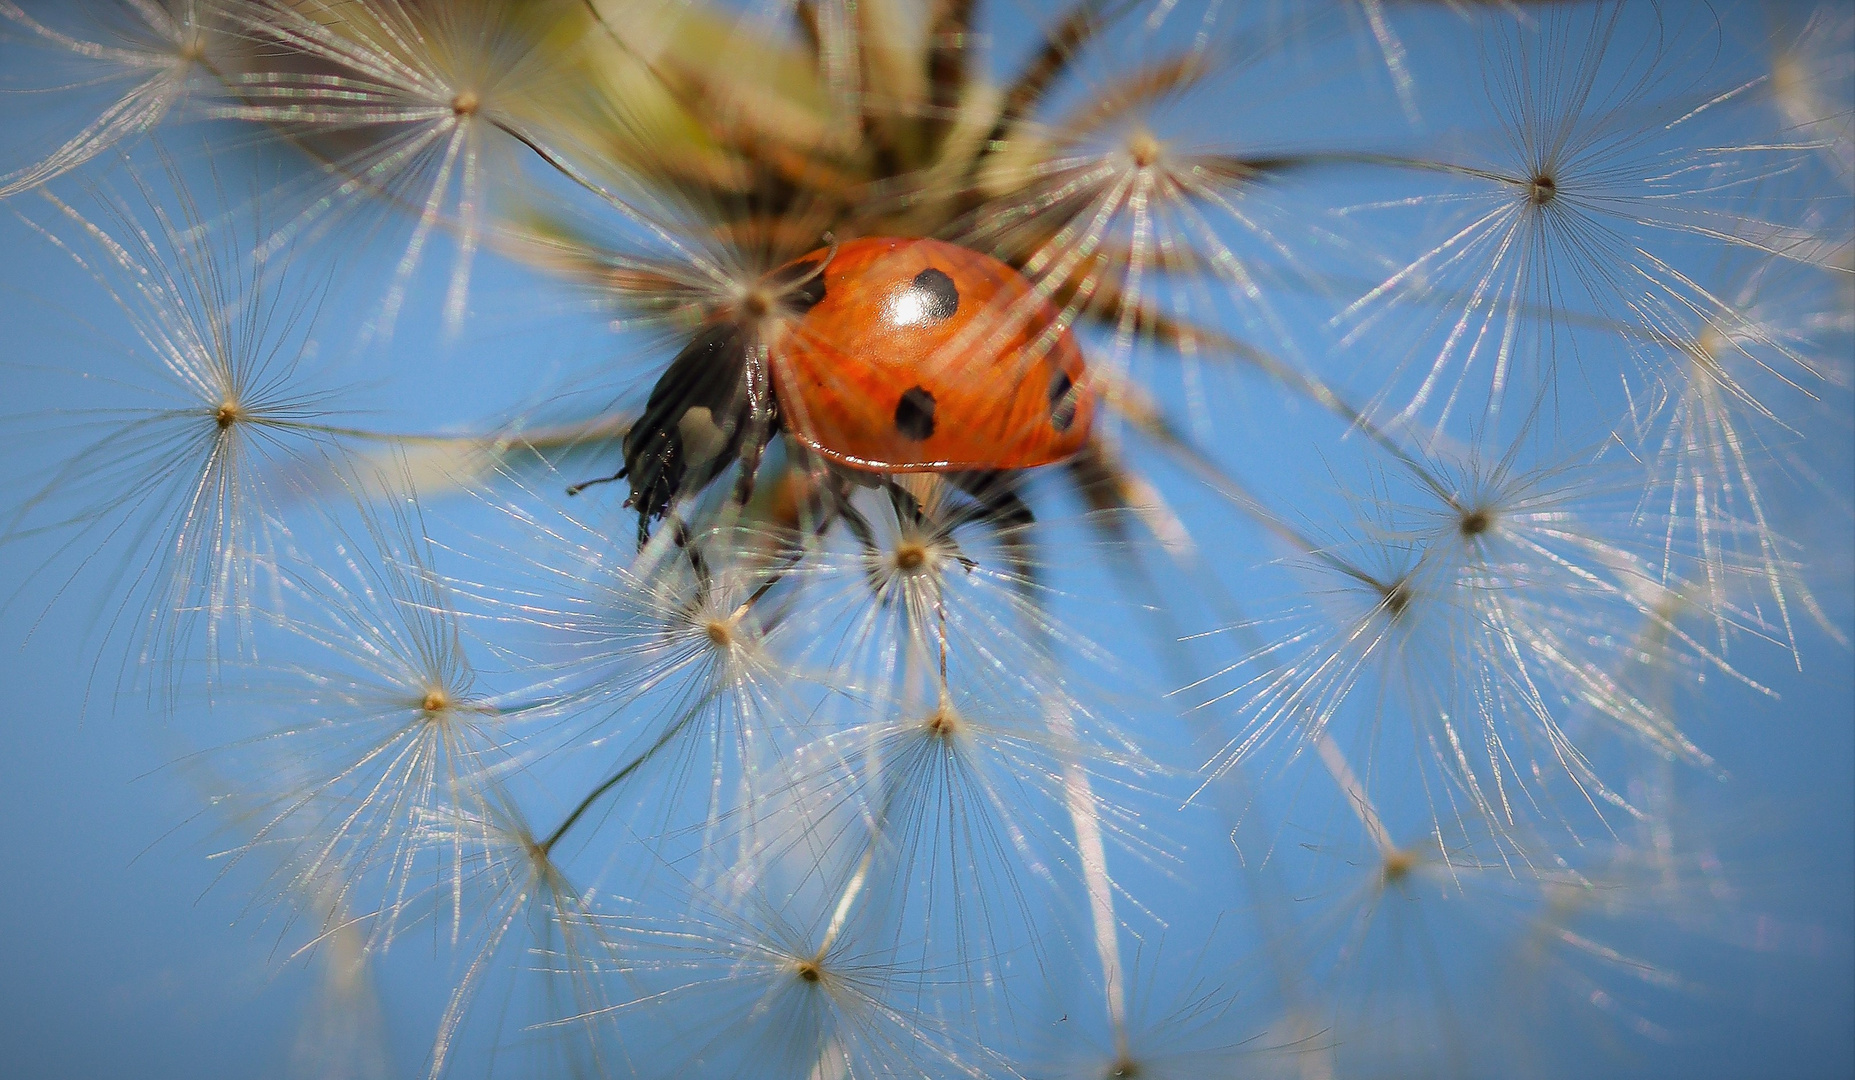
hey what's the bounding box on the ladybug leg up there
[726,351,780,511]
[826,481,918,599]
[831,486,881,554]
[952,471,1037,587]
[950,472,1035,532]
[883,482,925,531]
[672,520,714,598]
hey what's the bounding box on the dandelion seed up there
[1764,4,1855,187]
[479,498,838,874]
[736,480,1169,1032]
[584,858,1002,1079]
[221,480,514,950]
[1193,431,1746,847]
[1039,931,1298,1080]
[1619,239,1848,659]
[2,163,349,690]
[421,796,624,1080]
[0,0,238,198]
[224,0,579,335]
[934,8,1355,440]
[1334,1,1826,432]
[793,674,1156,1017]
[1291,824,1550,1080]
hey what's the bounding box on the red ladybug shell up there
[769,237,1094,472]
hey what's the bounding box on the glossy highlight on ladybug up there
[583,237,1096,544]
[774,237,1094,472]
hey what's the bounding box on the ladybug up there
[581,237,1095,545]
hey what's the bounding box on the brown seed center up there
[893,541,929,572]
[1127,130,1163,169]
[924,706,958,739]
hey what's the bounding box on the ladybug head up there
[619,324,753,545]
[615,242,836,546]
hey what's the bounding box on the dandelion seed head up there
[922,700,960,740]
[1690,324,1730,381]
[740,285,775,320]
[891,538,931,573]
[0,1,249,198]
[1766,4,1855,182]
[1,165,353,690]
[701,615,736,649]
[1380,846,1421,886]
[1124,128,1164,170]
[1526,172,1558,207]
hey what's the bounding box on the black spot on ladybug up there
[770,258,827,314]
[894,386,937,440]
[910,267,959,320]
[1048,369,1079,433]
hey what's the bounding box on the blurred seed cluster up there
[0,0,1849,1077]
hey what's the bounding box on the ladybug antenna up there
[787,232,839,289]
[566,465,628,496]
